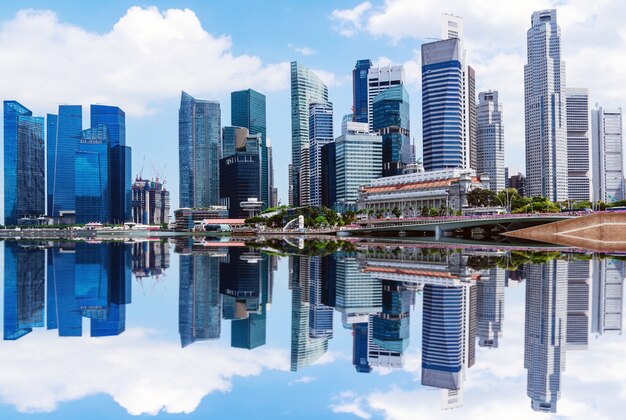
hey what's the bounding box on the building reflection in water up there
[3,241,132,340]
[175,239,275,351]
[131,240,170,279]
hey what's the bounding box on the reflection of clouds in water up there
[330,300,626,419]
[0,328,289,415]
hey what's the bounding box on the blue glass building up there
[308,102,334,207]
[48,105,82,218]
[222,126,247,159]
[352,59,372,123]
[353,322,372,373]
[76,125,110,223]
[3,242,45,340]
[3,101,45,225]
[219,135,261,219]
[91,105,131,223]
[179,91,221,208]
[372,85,411,177]
[422,38,464,171]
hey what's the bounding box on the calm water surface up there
[0,238,624,419]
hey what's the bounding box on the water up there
[0,238,624,419]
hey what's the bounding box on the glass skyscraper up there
[372,85,411,177]
[48,105,82,218]
[308,102,334,207]
[76,125,110,223]
[179,91,221,208]
[3,101,45,225]
[290,62,329,206]
[352,59,372,124]
[231,89,270,209]
[91,105,131,222]
[321,142,336,208]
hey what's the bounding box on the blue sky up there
[1,0,625,214]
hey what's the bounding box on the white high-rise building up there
[566,88,591,202]
[592,107,624,202]
[367,65,404,132]
[524,10,568,202]
[476,91,505,191]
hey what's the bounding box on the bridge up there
[342,214,575,239]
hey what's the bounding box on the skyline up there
[1,1,625,217]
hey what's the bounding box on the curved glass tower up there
[372,85,411,177]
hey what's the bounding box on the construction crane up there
[137,155,146,180]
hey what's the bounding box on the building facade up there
[367,65,404,132]
[231,89,271,210]
[353,59,372,123]
[373,85,411,177]
[335,124,382,208]
[321,142,337,208]
[132,179,170,225]
[308,102,334,207]
[3,101,45,225]
[219,134,262,219]
[76,125,110,224]
[290,62,329,206]
[524,9,568,202]
[179,91,221,208]
[592,107,624,202]
[566,89,591,202]
[476,91,505,191]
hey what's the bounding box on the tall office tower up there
[219,133,262,218]
[476,91,505,191]
[591,259,625,335]
[353,59,372,123]
[476,268,505,348]
[321,142,337,208]
[422,284,471,391]
[3,101,45,225]
[524,9,568,202]
[335,257,382,320]
[178,246,222,347]
[92,105,131,223]
[367,65,404,132]
[372,85,411,177]
[268,138,278,207]
[290,62,329,206]
[565,89,591,202]
[335,123,382,208]
[222,126,248,159]
[309,257,334,339]
[308,102,334,207]
[179,91,221,208]
[371,282,411,357]
[566,260,591,350]
[524,261,568,413]
[353,322,372,373]
[76,125,110,223]
[592,107,624,202]
[3,242,45,340]
[420,14,474,172]
[47,105,82,218]
[231,89,270,209]
[290,257,330,371]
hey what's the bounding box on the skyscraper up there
[591,258,624,335]
[367,65,404,132]
[372,85,411,177]
[353,59,372,124]
[290,62,328,206]
[48,105,82,218]
[335,123,382,208]
[3,101,45,225]
[179,91,221,208]
[308,102,334,207]
[524,261,568,413]
[476,268,505,348]
[92,105,131,223]
[566,260,591,350]
[524,9,568,202]
[566,89,591,202]
[76,125,110,223]
[222,126,248,159]
[476,91,505,191]
[592,107,624,202]
[321,142,337,208]
[231,89,271,209]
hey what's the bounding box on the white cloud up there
[290,375,317,385]
[330,0,626,171]
[330,1,373,37]
[289,44,317,56]
[0,328,289,415]
[0,7,292,117]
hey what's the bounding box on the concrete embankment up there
[503,212,626,252]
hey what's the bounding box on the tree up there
[467,188,497,207]
[392,207,401,218]
[314,215,328,227]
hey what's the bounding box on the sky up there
[1,0,626,214]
